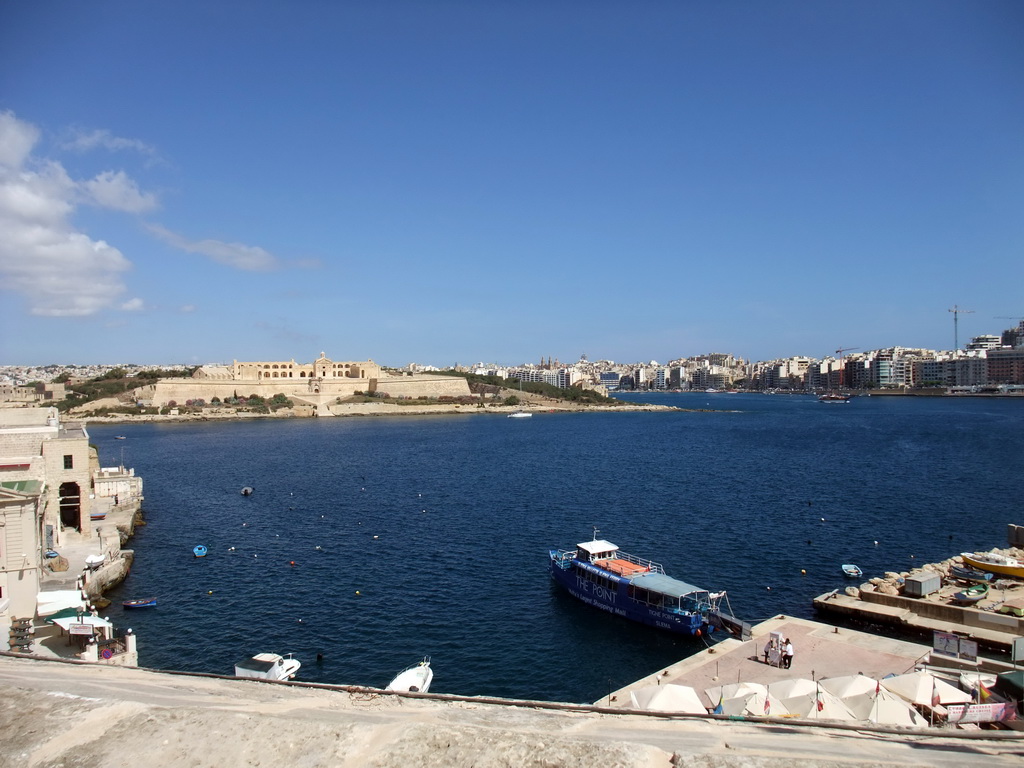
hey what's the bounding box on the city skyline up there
[1,2,1022,367]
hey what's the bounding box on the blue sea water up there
[89,393,1024,703]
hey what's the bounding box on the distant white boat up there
[234,652,300,681]
[386,657,433,693]
[507,411,532,419]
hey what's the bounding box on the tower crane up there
[833,346,859,389]
[948,305,974,351]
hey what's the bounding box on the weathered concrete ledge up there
[1,655,1021,768]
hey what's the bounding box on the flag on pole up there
[713,692,723,715]
[931,679,941,708]
[875,679,881,696]
[979,682,991,702]
[764,696,771,716]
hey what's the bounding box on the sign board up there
[932,630,959,657]
[958,638,978,662]
[946,702,1017,724]
[68,623,93,636]
[1013,637,1024,664]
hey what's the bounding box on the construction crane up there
[833,346,860,389]
[948,305,974,351]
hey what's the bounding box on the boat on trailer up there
[386,657,433,693]
[549,532,747,638]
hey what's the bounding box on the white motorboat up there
[233,652,300,681]
[386,657,433,693]
[507,411,532,419]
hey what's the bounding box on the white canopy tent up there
[705,681,767,706]
[767,678,818,700]
[50,614,112,633]
[818,674,880,700]
[36,590,87,617]
[781,689,858,721]
[720,691,790,718]
[880,671,973,707]
[844,689,928,727]
[629,684,707,714]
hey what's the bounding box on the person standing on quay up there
[783,639,794,669]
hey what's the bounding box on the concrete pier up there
[601,615,935,710]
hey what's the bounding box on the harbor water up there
[90,392,1024,703]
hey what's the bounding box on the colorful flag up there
[764,696,771,715]
[931,680,940,707]
[713,692,723,715]
[979,682,991,702]
[875,679,881,696]
[816,695,824,712]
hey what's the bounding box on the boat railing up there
[613,550,666,575]
[551,549,576,569]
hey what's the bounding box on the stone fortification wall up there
[149,374,470,406]
[369,375,471,399]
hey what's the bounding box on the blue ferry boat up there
[549,533,747,638]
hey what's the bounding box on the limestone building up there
[0,408,93,544]
[146,352,471,411]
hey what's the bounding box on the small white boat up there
[507,411,532,419]
[233,652,300,681]
[386,657,433,693]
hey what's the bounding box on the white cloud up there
[148,223,279,271]
[0,111,39,168]
[180,304,196,313]
[120,297,144,311]
[0,110,138,316]
[60,127,158,159]
[83,170,158,213]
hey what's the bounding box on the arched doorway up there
[59,481,81,530]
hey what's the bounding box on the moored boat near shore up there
[841,564,863,579]
[549,532,747,638]
[234,652,300,681]
[123,598,157,609]
[386,657,433,693]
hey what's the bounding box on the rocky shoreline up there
[72,400,694,423]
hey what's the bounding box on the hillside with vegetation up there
[434,370,622,406]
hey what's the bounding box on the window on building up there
[63,454,73,470]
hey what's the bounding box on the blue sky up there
[1,2,1021,368]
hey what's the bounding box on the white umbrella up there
[818,674,880,700]
[768,678,818,700]
[629,684,707,714]
[721,691,790,718]
[705,681,767,706]
[880,671,972,707]
[845,689,928,727]
[781,689,858,721]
